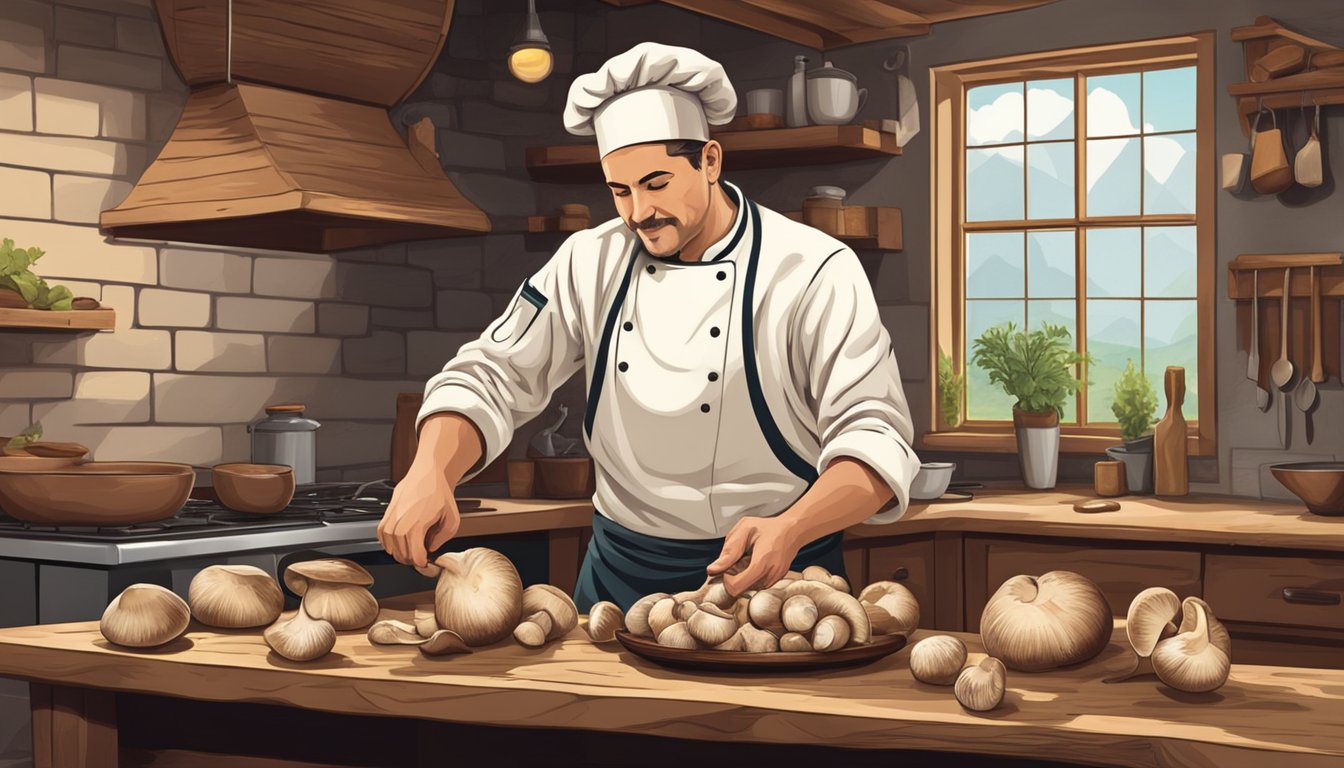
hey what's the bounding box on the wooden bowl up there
[533,457,595,499]
[614,631,907,673]
[1270,462,1344,516]
[0,462,194,525]
[211,463,296,514]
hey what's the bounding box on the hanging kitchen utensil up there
[1272,267,1296,391]
[1223,108,1263,192]
[1249,269,1272,412]
[1296,102,1324,188]
[1295,267,1320,414]
[1251,108,1294,194]
[882,47,920,148]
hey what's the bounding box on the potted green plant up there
[1106,359,1158,494]
[0,239,74,310]
[972,322,1087,489]
[938,347,964,429]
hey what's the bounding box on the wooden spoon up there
[1271,267,1296,392]
[1249,270,1271,412]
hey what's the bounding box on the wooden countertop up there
[1,592,1341,768]
[474,488,1344,552]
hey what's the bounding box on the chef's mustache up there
[631,214,677,231]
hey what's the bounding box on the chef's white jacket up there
[418,182,920,539]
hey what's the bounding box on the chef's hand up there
[378,467,461,570]
[706,516,802,597]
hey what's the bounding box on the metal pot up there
[805,61,867,125]
[249,404,319,485]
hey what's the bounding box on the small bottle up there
[1153,367,1188,496]
[786,55,809,128]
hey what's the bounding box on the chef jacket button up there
[701,404,711,413]
[623,321,633,331]
[716,271,726,281]
[708,372,719,382]
[646,265,656,274]
[618,362,629,372]
[710,326,721,338]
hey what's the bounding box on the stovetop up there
[0,482,397,543]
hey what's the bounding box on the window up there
[927,34,1215,455]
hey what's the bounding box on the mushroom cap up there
[955,656,1007,711]
[585,601,625,643]
[1125,587,1182,657]
[283,558,374,595]
[980,571,1111,672]
[301,582,380,631]
[687,602,738,646]
[655,621,698,649]
[781,594,819,634]
[264,605,336,662]
[432,548,524,647]
[779,632,811,652]
[1151,598,1230,693]
[625,592,669,638]
[859,580,921,634]
[1180,597,1231,655]
[811,613,852,652]
[519,584,578,640]
[100,584,191,648]
[747,589,786,634]
[647,597,680,640]
[188,565,284,629]
[910,635,968,685]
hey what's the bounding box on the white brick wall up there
[253,257,338,300]
[53,175,131,224]
[0,220,156,283]
[0,167,52,221]
[0,369,74,399]
[0,73,35,131]
[0,133,131,175]
[160,248,251,293]
[268,336,341,374]
[138,288,210,328]
[216,297,316,334]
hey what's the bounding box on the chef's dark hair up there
[663,140,707,170]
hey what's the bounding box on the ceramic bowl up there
[1270,462,1344,516]
[909,462,957,500]
[0,462,194,525]
[211,463,296,514]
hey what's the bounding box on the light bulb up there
[509,46,553,84]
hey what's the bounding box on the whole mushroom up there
[859,581,920,636]
[910,635,968,685]
[514,584,578,648]
[188,565,284,629]
[585,601,625,644]
[283,559,379,631]
[625,592,670,638]
[100,584,191,649]
[979,571,1111,672]
[430,548,524,647]
[955,656,1007,711]
[1150,597,1231,693]
[1105,587,1182,684]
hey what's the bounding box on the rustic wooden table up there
[0,592,1341,768]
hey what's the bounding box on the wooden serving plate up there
[614,630,906,673]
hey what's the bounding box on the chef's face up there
[601,141,722,258]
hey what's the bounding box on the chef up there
[379,43,921,611]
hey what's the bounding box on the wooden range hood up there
[102,0,490,253]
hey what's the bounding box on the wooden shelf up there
[784,207,903,251]
[0,307,114,331]
[1229,17,1344,135]
[526,125,901,183]
[1227,253,1344,299]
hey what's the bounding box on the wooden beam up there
[659,0,836,50]
[877,0,1057,24]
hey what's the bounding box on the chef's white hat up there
[564,42,737,157]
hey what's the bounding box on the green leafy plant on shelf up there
[0,239,73,311]
[5,423,41,451]
[1111,358,1158,442]
[938,348,964,428]
[971,322,1088,418]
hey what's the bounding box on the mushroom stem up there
[514,610,556,648]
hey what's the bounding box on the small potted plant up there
[972,322,1087,489]
[1107,359,1158,494]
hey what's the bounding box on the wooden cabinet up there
[963,537,1202,632]
[865,537,939,627]
[1205,554,1344,630]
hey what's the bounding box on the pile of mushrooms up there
[1106,588,1232,693]
[598,566,918,654]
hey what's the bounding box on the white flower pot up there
[1013,409,1059,490]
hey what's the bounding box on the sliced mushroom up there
[585,601,624,644]
[283,559,379,631]
[366,619,470,656]
[264,604,336,661]
[100,584,191,649]
[188,565,284,629]
[419,628,473,656]
[514,584,578,648]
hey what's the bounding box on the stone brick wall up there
[0,0,591,485]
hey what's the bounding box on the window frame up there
[924,33,1216,456]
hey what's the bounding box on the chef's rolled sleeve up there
[795,248,921,524]
[416,235,586,479]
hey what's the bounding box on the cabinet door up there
[865,538,938,629]
[1205,553,1344,631]
[965,537,1202,632]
